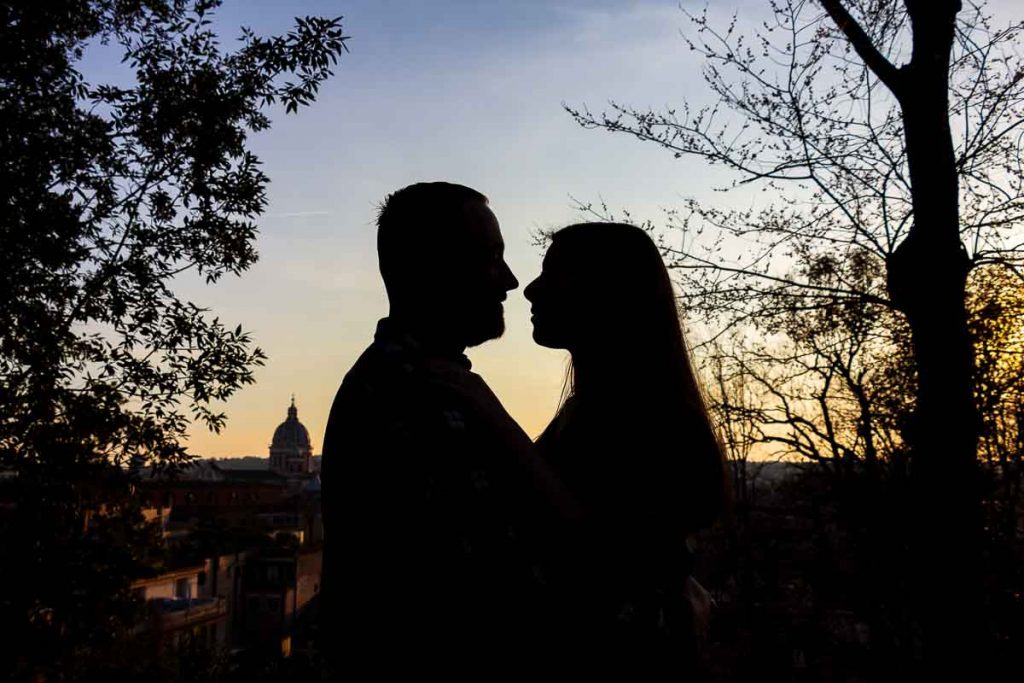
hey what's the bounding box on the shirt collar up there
[373,317,472,370]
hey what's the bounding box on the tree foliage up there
[568,0,1024,476]
[0,1,346,676]
[568,0,1024,668]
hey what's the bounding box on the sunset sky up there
[88,0,1016,458]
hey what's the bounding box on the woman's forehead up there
[545,236,600,270]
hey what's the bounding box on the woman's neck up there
[569,345,637,399]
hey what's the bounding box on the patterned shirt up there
[321,319,572,674]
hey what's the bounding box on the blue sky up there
[78,0,1021,456]
[168,0,731,456]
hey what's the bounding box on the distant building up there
[132,561,230,650]
[269,397,313,476]
[139,465,291,526]
[241,546,323,656]
[129,398,324,657]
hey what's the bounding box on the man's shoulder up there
[336,339,444,400]
[336,343,397,396]
[328,341,465,428]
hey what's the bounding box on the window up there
[267,596,280,612]
[197,571,206,587]
[267,566,280,582]
[174,578,190,598]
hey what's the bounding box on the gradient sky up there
[96,0,1017,457]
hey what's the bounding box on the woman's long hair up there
[541,222,728,531]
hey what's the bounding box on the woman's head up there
[526,222,728,530]
[525,223,683,370]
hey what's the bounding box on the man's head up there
[377,182,518,348]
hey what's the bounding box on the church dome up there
[271,398,312,453]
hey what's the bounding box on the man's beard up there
[464,305,506,348]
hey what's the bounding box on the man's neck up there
[386,312,467,359]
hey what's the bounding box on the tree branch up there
[818,0,904,94]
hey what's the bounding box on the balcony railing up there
[149,596,227,630]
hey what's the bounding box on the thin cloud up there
[267,210,334,218]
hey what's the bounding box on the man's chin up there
[465,315,506,348]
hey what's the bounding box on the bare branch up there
[818,0,904,93]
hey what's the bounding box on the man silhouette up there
[321,182,573,675]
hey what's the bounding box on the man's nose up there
[501,260,519,292]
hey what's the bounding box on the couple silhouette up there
[321,182,727,678]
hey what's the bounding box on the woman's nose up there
[524,277,539,302]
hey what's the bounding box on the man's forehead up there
[460,201,503,248]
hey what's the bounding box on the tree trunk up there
[885,0,985,672]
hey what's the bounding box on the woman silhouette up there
[524,222,727,676]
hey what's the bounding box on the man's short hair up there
[377,182,488,297]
